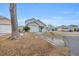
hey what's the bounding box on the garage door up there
[0,25,11,33]
[29,25,39,32]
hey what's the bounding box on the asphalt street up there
[64,36,79,56]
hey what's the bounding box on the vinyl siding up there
[0,24,11,33]
[27,22,40,32]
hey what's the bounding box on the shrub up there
[74,28,77,32]
[69,29,73,32]
[23,26,30,32]
[77,28,79,32]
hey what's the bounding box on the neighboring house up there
[42,26,48,32]
[25,18,46,32]
[47,24,56,32]
[67,25,79,32]
[57,25,79,32]
[0,16,11,33]
[42,24,56,32]
[57,25,69,32]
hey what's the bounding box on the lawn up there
[52,32,79,36]
[0,33,69,56]
[62,34,79,36]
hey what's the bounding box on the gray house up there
[0,16,11,34]
[47,24,56,31]
[25,18,46,32]
[42,24,56,32]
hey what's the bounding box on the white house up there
[42,25,56,32]
[0,16,11,34]
[47,24,56,32]
[57,25,69,32]
[25,18,46,32]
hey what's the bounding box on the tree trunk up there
[10,3,20,40]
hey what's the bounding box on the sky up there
[0,3,79,26]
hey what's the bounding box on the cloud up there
[0,11,3,14]
[62,11,79,14]
[18,17,40,26]
[41,19,64,26]
[18,17,79,26]
[18,19,25,26]
[41,18,79,26]
[75,11,79,14]
[40,16,65,26]
[52,16,64,19]
[62,10,75,14]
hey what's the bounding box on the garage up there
[0,16,11,34]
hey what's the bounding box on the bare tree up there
[10,3,20,39]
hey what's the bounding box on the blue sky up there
[0,3,79,26]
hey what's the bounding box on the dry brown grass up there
[50,32,64,39]
[0,33,69,56]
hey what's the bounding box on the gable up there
[35,20,46,26]
[0,16,11,25]
[26,22,40,26]
[25,18,46,26]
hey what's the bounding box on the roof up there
[0,16,11,25]
[36,20,46,26]
[48,24,56,28]
[25,18,46,26]
[57,25,68,29]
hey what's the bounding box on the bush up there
[23,26,30,32]
[69,29,73,32]
[74,28,77,32]
[77,29,79,32]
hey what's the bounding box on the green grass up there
[63,34,79,36]
[51,32,79,36]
